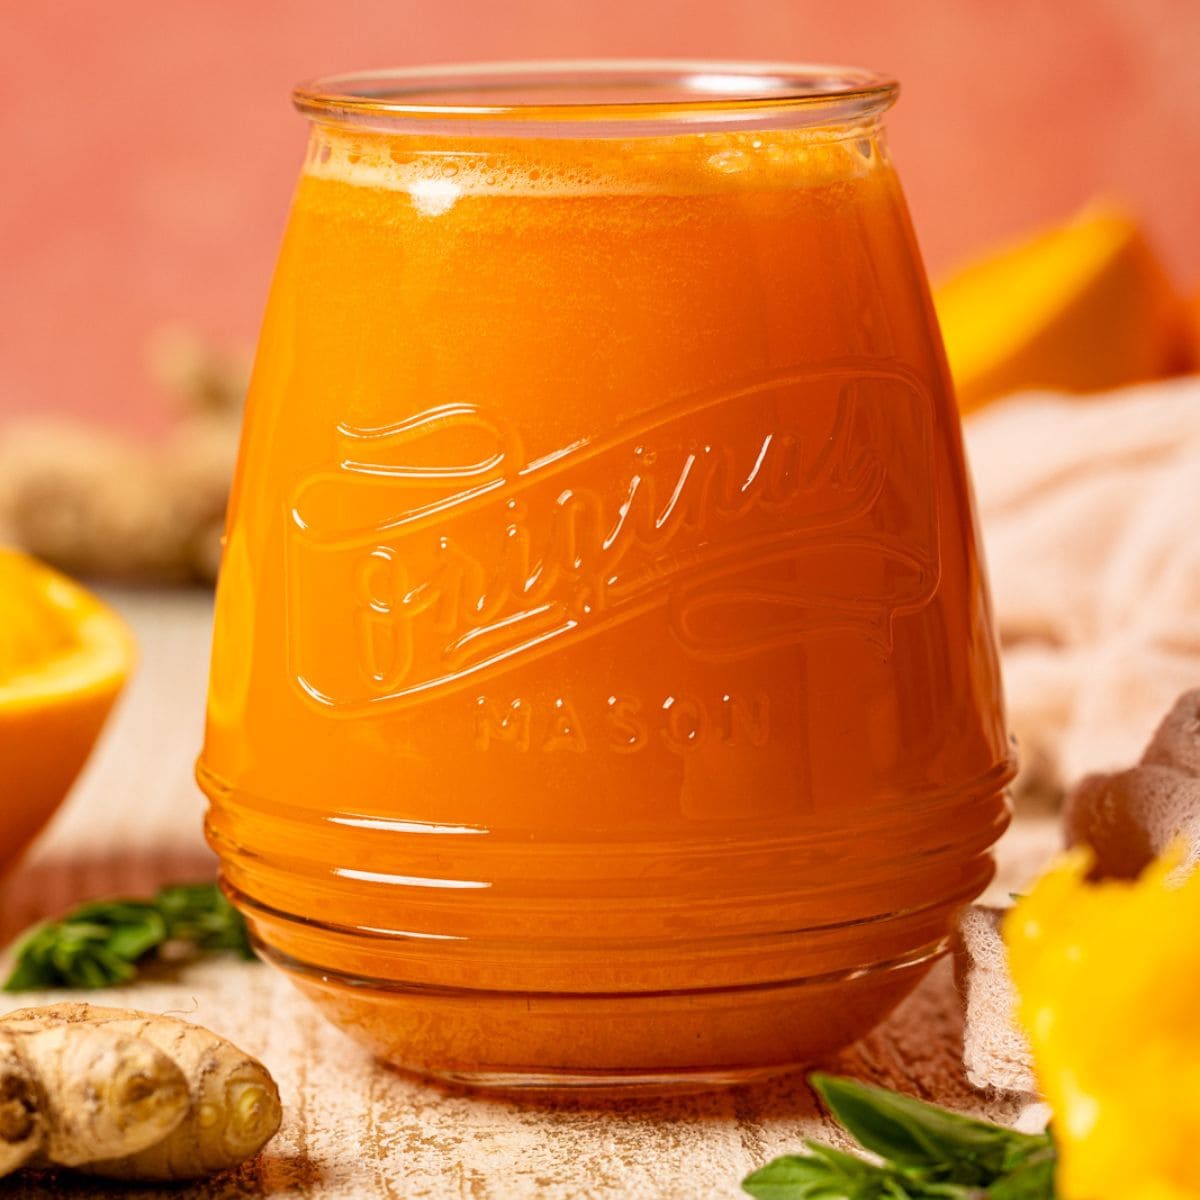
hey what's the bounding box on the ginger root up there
[0,1003,280,1181]
[0,1021,188,1172]
[0,1031,41,1176]
[0,328,246,585]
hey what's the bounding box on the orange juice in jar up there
[200,63,1013,1089]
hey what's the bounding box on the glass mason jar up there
[200,61,1013,1090]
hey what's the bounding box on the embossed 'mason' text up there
[473,691,771,755]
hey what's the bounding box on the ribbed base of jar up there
[254,937,942,1092]
[202,757,1012,1089]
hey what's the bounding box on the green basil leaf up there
[812,1076,1050,1186]
[742,1153,845,1198]
[156,883,254,958]
[2,882,255,991]
[988,1144,1058,1199]
[742,1143,978,1199]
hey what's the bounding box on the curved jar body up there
[200,62,1013,1088]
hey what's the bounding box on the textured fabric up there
[966,375,1200,789]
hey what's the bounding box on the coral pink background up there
[3,0,1198,430]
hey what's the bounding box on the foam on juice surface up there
[301,124,878,201]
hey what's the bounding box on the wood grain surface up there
[0,591,1057,1199]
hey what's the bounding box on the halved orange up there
[0,549,134,876]
[935,205,1192,413]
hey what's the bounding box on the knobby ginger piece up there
[0,1022,190,1169]
[0,329,245,584]
[0,1031,41,1176]
[0,413,238,585]
[1,1004,281,1181]
[145,325,249,418]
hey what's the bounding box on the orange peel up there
[936,204,1190,412]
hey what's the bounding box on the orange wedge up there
[0,549,134,876]
[935,205,1191,413]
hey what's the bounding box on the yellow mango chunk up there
[1005,850,1200,1200]
[935,205,1190,412]
[0,549,134,875]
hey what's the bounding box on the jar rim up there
[293,60,898,136]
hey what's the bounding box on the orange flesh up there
[0,555,79,681]
[201,122,1011,1083]
[0,550,132,877]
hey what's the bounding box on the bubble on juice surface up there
[707,149,752,174]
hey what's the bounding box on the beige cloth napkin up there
[964,374,1200,790]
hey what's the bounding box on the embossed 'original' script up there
[286,365,939,711]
